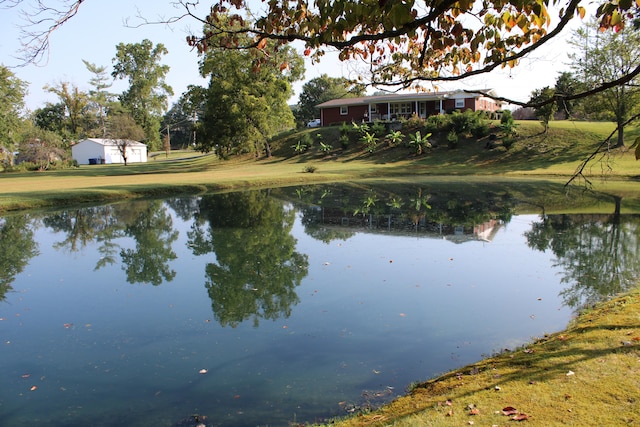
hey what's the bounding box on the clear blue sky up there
[1,0,573,112]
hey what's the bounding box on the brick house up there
[315,89,502,126]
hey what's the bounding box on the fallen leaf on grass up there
[512,413,530,421]
[469,408,480,415]
[502,406,518,416]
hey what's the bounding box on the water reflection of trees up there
[42,201,178,285]
[0,216,39,301]
[188,191,309,327]
[525,213,640,308]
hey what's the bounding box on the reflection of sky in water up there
[0,201,602,426]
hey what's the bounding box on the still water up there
[1,182,639,426]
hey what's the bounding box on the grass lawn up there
[1,120,639,212]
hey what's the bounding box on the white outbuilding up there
[72,138,148,165]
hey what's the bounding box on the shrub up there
[471,121,491,138]
[404,114,426,130]
[339,134,350,149]
[371,120,386,137]
[407,131,432,155]
[303,165,317,173]
[503,136,516,149]
[360,131,379,153]
[319,141,332,153]
[339,122,351,137]
[447,129,459,148]
[500,110,517,136]
[385,130,404,147]
[425,114,451,132]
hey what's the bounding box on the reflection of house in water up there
[307,207,503,243]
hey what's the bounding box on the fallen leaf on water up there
[63,323,72,329]
[233,395,241,399]
[21,374,30,379]
[199,369,208,374]
[502,406,518,416]
[399,313,406,317]
[30,386,38,391]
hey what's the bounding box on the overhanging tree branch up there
[566,111,640,187]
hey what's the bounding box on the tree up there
[32,103,67,135]
[44,81,88,138]
[197,15,304,157]
[569,22,640,147]
[177,0,637,94]
[554,72,584,119]
[0,65,28,167]
[295,74,365,126]
[162,85,206,149]
[83,60,113,138]
[105,107,146,166]
[112,39,173,151]
[529,87,557,133]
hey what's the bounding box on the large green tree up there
[569,22,640,147]
[112,39,173,151]
[295,74,365,126]
[0,65,28,167]
[197,15,304,158]
[162,85,206,149]
[43,81,88,138]
[83,60,114,138]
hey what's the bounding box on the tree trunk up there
[615,121,625,148]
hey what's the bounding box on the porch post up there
[439,99,443,114]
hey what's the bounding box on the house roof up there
[315,89,498,108]
[76,138,146,147]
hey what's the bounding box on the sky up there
[0,0,578,113]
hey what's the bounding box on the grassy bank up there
[1,120,639,212]
[329,287,640,427]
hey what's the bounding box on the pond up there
[1,181,639,426]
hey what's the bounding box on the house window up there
[455,98,465,109]
[390,103,412,115]
[340,106,348,115]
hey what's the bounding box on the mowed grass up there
[0,120,639,212]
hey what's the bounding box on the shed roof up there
[76,138,146,147]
